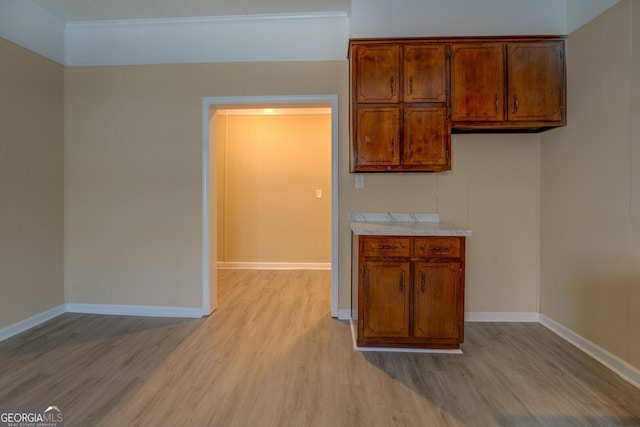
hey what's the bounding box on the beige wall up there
[351,133,542,313]
[216,112,331,264]
[64,59,541,314]
[541,0,640,369]
[0,37,64,329]
[0,34,544,334]
[64,62,349,308]
[64,60,541,315]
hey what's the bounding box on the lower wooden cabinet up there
[413,261,462,340]
[355,235,465,349]
[361,261,411,340]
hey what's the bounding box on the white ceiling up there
[0,0,621,66]
[28,0,351,21]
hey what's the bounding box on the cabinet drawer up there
[363,237,411,257]
[414,237,461,258]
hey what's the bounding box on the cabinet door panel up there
[353,45,401,103]
[507,41,564,122]
[451,43,504,121]
[404,44,448,103]
[403,106,450,167]
[354,107,400,168]
[363,261,411,339]
[413,262,461,339]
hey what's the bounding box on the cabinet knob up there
[514,94,519,113]
[495,94,500,113]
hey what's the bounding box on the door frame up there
[201,95,339,317]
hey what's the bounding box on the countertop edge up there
[349,213,472,237]
[350,222,472,237]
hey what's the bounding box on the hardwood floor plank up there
[1,270,640,426]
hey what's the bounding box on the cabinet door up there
[353,44,401,103]
[507,41,565,122]
[353,107,400,169]
[362,261,411,339]
[404,44,448,103]
[450,43,504,121]
[413,262,461,339]
[403,106,450,168]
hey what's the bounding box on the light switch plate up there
[355,174,365,189]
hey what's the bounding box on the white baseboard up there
[217,262,331,270]
[66,303,204,318]
[539,314,640,389]
[465,311,540,322]
[337,309,351,320]
[0,304,66,342]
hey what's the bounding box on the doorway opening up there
[201,95,339,317]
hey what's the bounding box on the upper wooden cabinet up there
[349,36,566,172]
[507,41,565,123]
[403,106,450,168]
[353,44,401,104]
[354,107,400,168]
[350,40,451,172]
[450,43,505,122]
[352,43,448,105]
[403,44,448,103]
[450,39,566,129]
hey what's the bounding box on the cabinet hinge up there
[361,319,364,329]
[459,268,463,279]
[361,267,365,278]
[446,149,449,160]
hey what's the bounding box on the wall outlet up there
[355,174,365,189]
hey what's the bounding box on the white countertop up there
[350,213,472,237]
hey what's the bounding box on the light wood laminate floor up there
[1,270,640,426]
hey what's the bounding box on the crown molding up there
[64,11,348,29]
[0,0,65,64]
[1,2,623,67]
[64,11,349,66]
